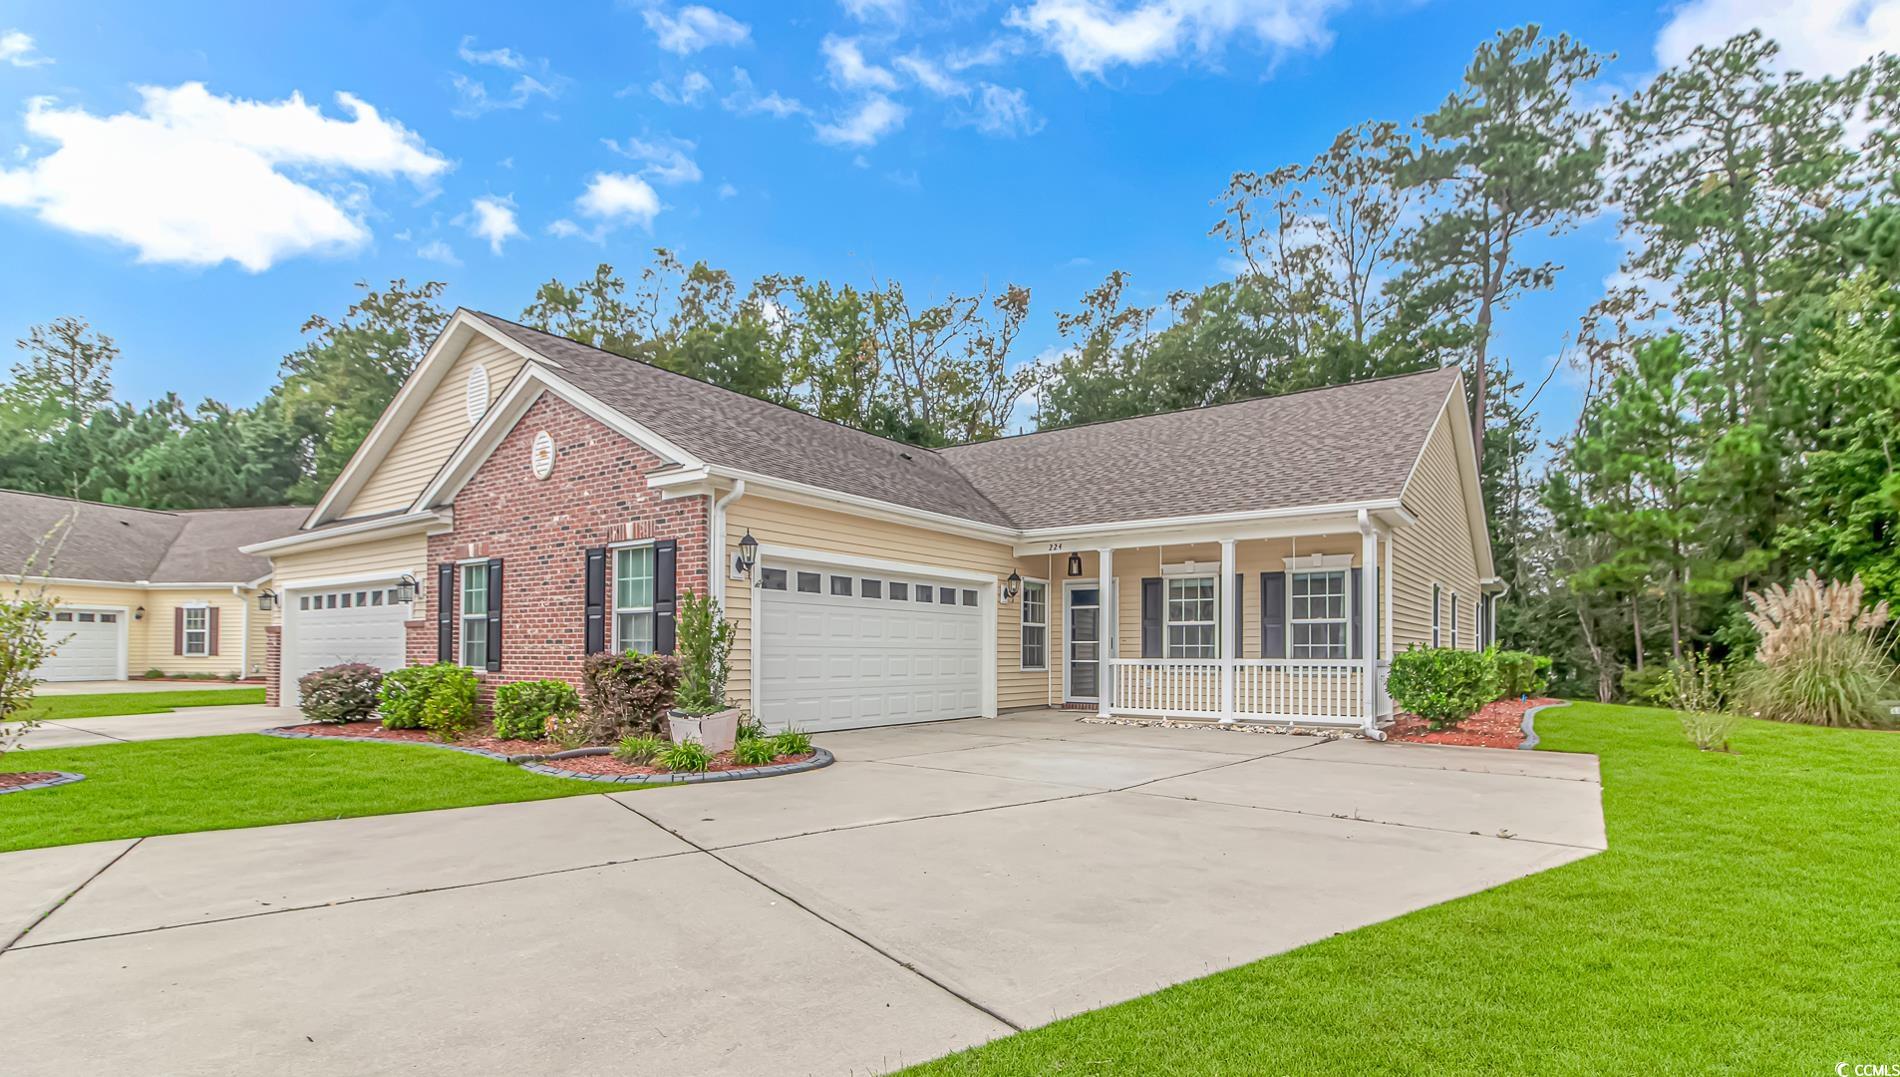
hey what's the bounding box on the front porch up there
[1018,508,1400,732]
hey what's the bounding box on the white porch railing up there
[1109,658,1367,724]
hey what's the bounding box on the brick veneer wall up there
[407,392,710,705]
[264,624,282,707]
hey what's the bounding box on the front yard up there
[0,735,605,853]
[909,702,1900,1074]
[20,687,267,721]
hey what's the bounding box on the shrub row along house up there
[230,311,1498,735]
[0,492,308,680]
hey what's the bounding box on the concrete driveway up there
[0,711,1604,1076]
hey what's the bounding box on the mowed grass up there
[0,734,609,853]
[20,687,266,720]
[908,703,1900,1074]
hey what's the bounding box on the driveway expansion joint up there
[2,837,142,954]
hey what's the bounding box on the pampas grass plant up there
[1740,573,1897,729]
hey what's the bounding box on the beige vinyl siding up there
[268,533,429,596]
[721,496,1052,713]
[1390,411,1483,650]
[344,337,529,519]
[135,589,251,676]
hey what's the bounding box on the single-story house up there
[1,491,308,681]
[245,310,1502,735]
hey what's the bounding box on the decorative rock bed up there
[262,722,834,785]
[0,770,85,794]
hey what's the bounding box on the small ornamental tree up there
[673,592,735,716]
[1386,646,1501,730]
[0,587,59,760]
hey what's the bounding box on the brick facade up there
[264,624,282,707]
[408,392,711,704]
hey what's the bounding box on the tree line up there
[3,25,1894,701]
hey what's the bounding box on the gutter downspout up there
[1358,510,1386,741]
[234,584,250,679]
[711,479,746,611]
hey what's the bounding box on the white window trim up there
[1281,553,1355,571]
[1451,591,1460,649]
[1288,568,1350,661]
[611,541,657,654]
[1165,575,1219,660]
[1431,583,1443,647]
[1019,577,1049,671]
[459,562,490,668]
[182,604,211,657]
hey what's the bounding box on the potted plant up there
[668,591,740,752]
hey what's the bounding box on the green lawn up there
[21,687,267,720]
[0,734,612,852]
[909,703,1900,1074]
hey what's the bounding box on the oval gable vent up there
[465,363,490,424]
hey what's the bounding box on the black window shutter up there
[584,547,607,654]
[485,559,503,672]
[436,562,454,663]
[1232,573,1244,659]
[654,538,678,654]
[1140,577,1163,658]
[1260,571,1286,659]
[1350,566,1363,660]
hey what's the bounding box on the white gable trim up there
[306,310,549,528]
[410,365,705,512]
[1399,374,1496,580]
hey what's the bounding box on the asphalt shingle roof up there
[0,491,307,584]
[472,312,1460,532]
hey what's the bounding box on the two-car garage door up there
[756,560,983,732]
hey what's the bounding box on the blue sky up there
[1,0,1892,449]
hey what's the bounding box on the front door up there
[1065,584,1101,703]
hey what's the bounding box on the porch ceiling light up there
[1067,552,1083,577]
[256,589,278,612]
[397,574,419,604]
[735,530,759,578]
[1002,571,1021,603]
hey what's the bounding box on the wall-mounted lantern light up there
[397,574,419,604]
[134,606,145,622]
[1066,552,1083,577]
[735,530,759,579]
[256,590,278,612]
[1002,571,1022,603]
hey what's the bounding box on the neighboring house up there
[0,491,308,681]
[246,310,1502,734]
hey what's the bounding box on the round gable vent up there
[465,363,490,424]
[531,431,555,480]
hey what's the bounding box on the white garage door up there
[283,583,411,699]
[39,608,125,681]
[757,561,984,732]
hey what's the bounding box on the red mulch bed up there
[1389,696,1561,749]
[283,720,560,757]
[0,771,61,790]
[542,750,816,778]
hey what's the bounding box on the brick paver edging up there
[520,746,835,785]
[0,771,86,795]
[1518,699,1572,751]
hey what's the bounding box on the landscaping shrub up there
[772,729,813,757]
[1385,646,1500,730]
[733,737,776,766]
[673,592,735,716]
[140,668,166,679]
[297,663,382,724]
[613,734,665,765]
[577,650,681,744]
[735,712,766,742]
[1663,650,1739,752]
[1739,572,1897,728]
[1491,649,1551,699]
[656,739,711,773]
[492,679,579,741]
[1619,665,1673,707]
[377,663,479,737]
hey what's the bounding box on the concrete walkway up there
[0,711,1605,1075]
[15,705,296,748]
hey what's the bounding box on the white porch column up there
[1382,530,1395,716]
[1219,538,1237,724]
[1359,511,1380,737]
[1097,547,1114,718]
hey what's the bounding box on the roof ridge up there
[0,487,185,519]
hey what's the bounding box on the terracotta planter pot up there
[666,707,740,753]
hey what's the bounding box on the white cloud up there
[1,29,50,67]
[643,4,751,55]
[451,37,565,117]
[958,83,1043,137]
[0,82,447,271]
[467,194,523,254]
[814,94,907,146]
[722,67,806,117]
[551,171,662,240]
[823,35,900,91]
[841,0,907,21]
[894,53,968,96]
[1005,0,1343,76]
[717,181,738,198]
[650,70,713,106]
[1655,0,1900,76]
[417,238,461,265]
[456,35,528,70]
[605,134,701,185]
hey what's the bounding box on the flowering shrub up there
[297,663,383,724]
